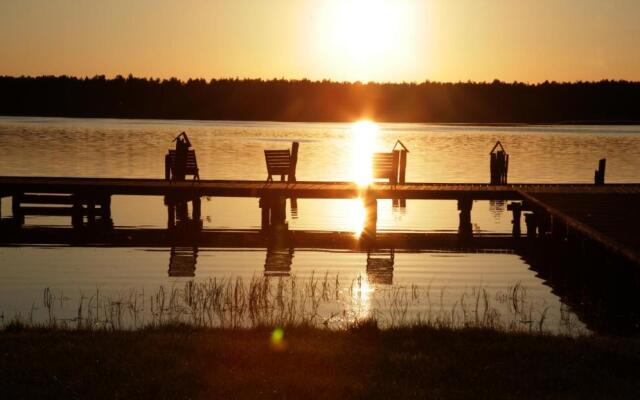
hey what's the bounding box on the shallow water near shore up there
[1,117,640,333]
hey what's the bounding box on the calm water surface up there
[1,117,640,332]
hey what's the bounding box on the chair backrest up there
[264,149,292,178]
[166,149,199,180]
[372,152,399,183]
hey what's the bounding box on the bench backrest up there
[166,149,199,180]
[372,152,399,183]
[167,150,198,169]
[264,149,292,178]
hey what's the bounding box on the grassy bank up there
[2,325,639,399]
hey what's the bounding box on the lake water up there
[2,117,640,333]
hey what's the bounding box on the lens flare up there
[351,120,378,186]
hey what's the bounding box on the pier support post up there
[12,194,24,226]
[507,202,523,238]
[192,197,203,231]
[167,201,176,230]
[100,196,113,228]
[260,197,270,231]
[71,197,83,230]
[260,195,287,232]
[192,197,201,221]
[457,198,473,242]
[524,213,537,240]
[87,201,96,227]
[362,191,378,241]
[271,196,287,229]
[551,216,567,242]
[538,213,551,239]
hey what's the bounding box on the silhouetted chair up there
[372,152,400,184]
[264,142,299,182]
[165,132,200,180]
[489,141,508,185]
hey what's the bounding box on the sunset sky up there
[1,0,639,83]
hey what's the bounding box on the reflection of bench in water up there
[168,246,198,277]
[366,249,395,285]
[264,248,294,277]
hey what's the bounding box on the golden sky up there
[1,0,639,83]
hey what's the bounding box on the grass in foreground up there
[1,324,639,399]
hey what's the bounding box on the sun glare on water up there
[348,120,378,237]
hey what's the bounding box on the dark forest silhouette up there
[1,75,639,123]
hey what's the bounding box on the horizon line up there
[2,74,640,86]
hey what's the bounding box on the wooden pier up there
[1,176,640,265]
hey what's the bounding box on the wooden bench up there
[372,152,400,184]
[165,149,200,180]
[264,142,299,182]
[165,132,200,181]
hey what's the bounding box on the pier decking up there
[2,176,639,199]
[1,176,640,265]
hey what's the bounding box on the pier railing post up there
[457,198,473,242]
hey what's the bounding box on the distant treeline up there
[1,75,639,123]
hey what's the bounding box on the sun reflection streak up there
[349,198,366,237]
[351,273,374,320]
[349,120,378,237]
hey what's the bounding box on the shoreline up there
[2,325,639,399]
[1,114,640,127]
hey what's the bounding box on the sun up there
[335,0,395,58]
[315,0,412,81]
